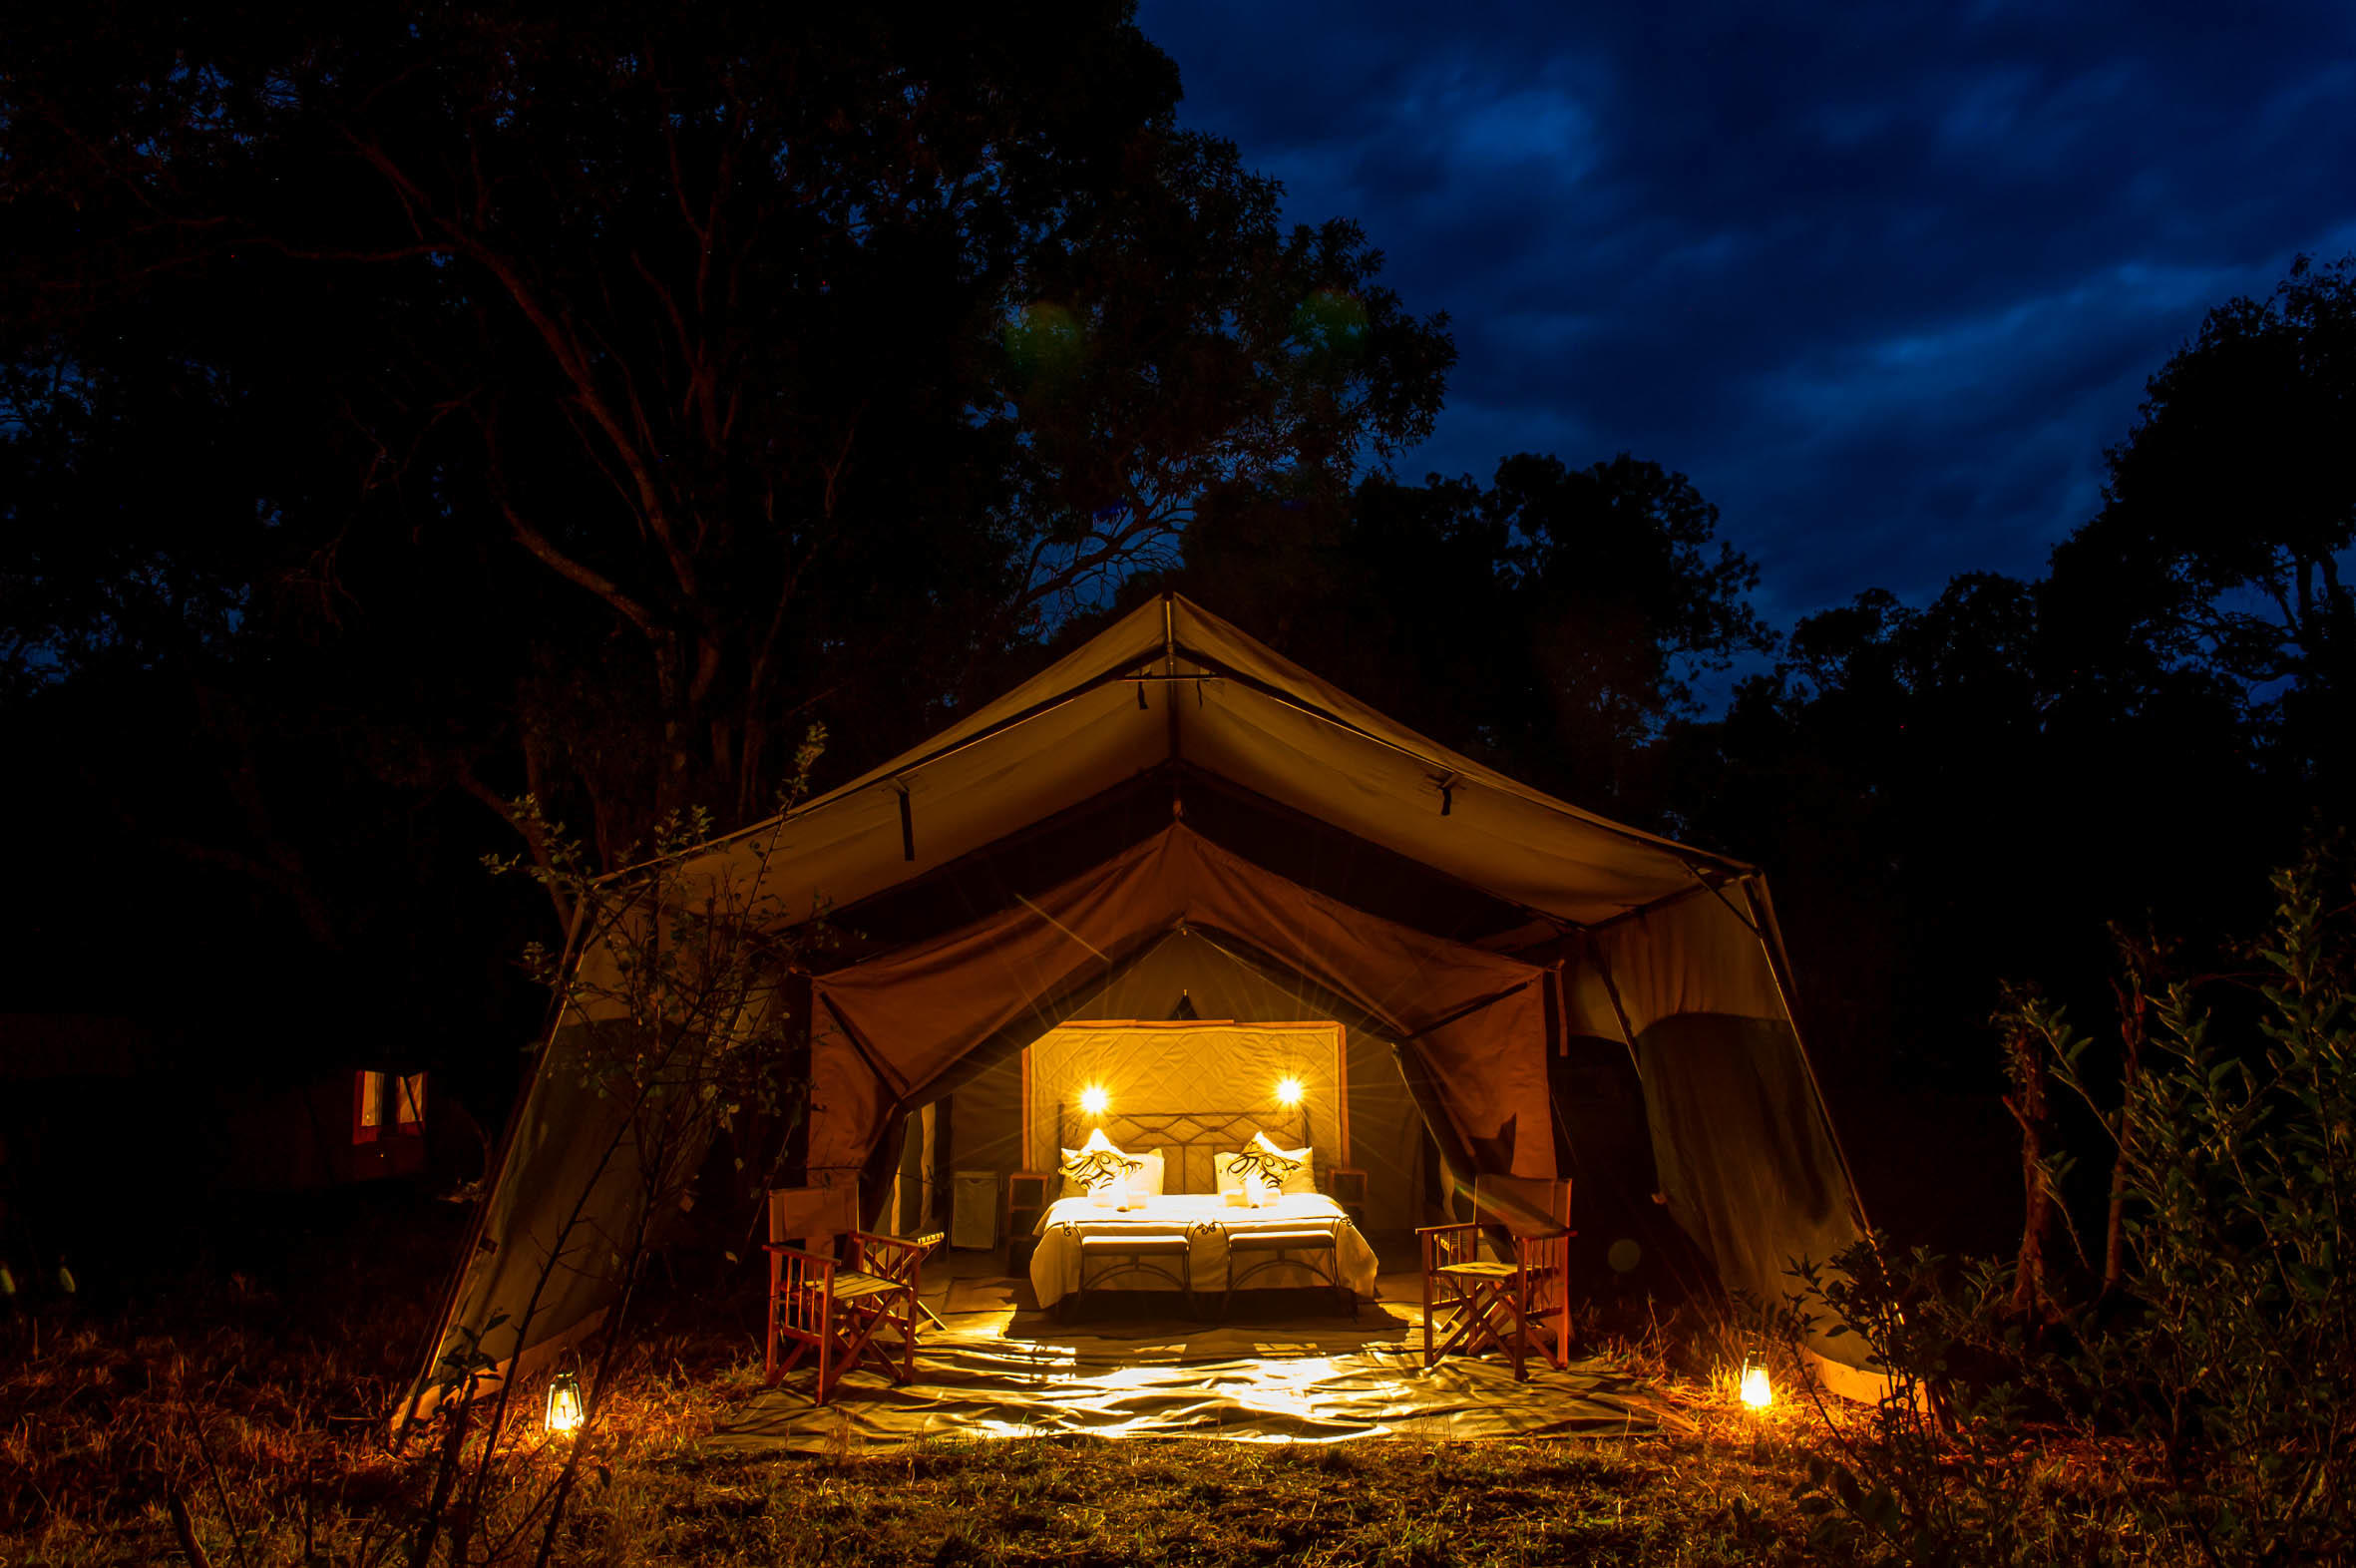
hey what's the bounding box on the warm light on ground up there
[1740,1365,1772,1409]
[1275,1075,1304,1106]
[1080,1084,1109,1116]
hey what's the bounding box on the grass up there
[1,1187,1855,1567]
[0,1187,2154,1567]
[4,1295,1841,1566]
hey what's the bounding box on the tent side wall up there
[1565,878,1868,1369]
[403,1019,645,1422]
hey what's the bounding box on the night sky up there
[1137,2,2356,627]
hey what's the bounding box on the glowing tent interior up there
[406,592,1871,1415]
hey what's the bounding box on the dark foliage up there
[0,0,1448,1079]
[0,1,2348,1285]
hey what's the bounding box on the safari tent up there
[407,592,1869,1415]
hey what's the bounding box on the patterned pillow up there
[1252,1131,1319,1196]
[1219,1140,1304,1206]
[1058,1141,1145,1198]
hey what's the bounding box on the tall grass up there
[6,1201,1858,1566]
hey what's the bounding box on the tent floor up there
[709,1267,1679,1453]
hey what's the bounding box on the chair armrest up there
[848,1230,929,1284]
[848,1229,925,1254]
[764,1242,837,1276]
[1416,1220,1481,1268]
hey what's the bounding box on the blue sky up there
[1136,0,2356,627]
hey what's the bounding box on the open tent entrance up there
[879,928,1436,1254]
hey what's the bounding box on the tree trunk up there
[2003,1016,2057,1323]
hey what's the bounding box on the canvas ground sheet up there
[708,1303,1677,1451]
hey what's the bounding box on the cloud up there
[1137,0,2356,634]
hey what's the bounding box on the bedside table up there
[1006,1170,1053,1268]
[1328,1166,1369,1227]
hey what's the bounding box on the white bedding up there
[1027,1193,1379,1309]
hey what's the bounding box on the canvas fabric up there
[808,826,1554,1182]
[650,596,1748,932]
[408,595,1867,1417]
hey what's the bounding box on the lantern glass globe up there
[546,1372,585,1435]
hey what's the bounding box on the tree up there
[2052,253,2356,780]
[0,1,1452,920]
[1157,452,1770,809]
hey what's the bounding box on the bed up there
[1022,1103,1378,1313]
[1027,1190,1380,1311]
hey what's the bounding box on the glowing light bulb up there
[546,1372,585,1435]
[1080,1085,1109,1117]
[1276,1076,1304,1107]
[1740,1364,1772,1410]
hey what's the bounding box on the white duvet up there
[1027,1193,1379,1309]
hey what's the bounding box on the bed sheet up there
[1027,1193,1378,1308]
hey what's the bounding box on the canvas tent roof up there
[409,593,1868,1420]
[648,593,1750,930]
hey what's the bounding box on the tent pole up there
[1588,941,1646,1084]
[1739,877,1875,1236]
[1162,590,1183,763]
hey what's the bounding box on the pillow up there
[1056,1141,1164,1200]
[1219,1140,1306,1206]
[1252,1131,1319,1197]
[1217,1160,1279,1207]
[1058,1140,1143,1199]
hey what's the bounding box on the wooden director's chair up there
[763,1184,927,1405]
[1418,1176,1574,1381]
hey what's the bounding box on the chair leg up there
[814,1300,834,1406]
[764,1252,782,1385]
[901,1287,917,1384]
[1510,1273,1531,1382]
[902,1260,921,1384]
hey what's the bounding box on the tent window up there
[354,1070,385,1144]
[395,1073,427,1130]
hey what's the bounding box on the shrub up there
[1791,852,2356,1566]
